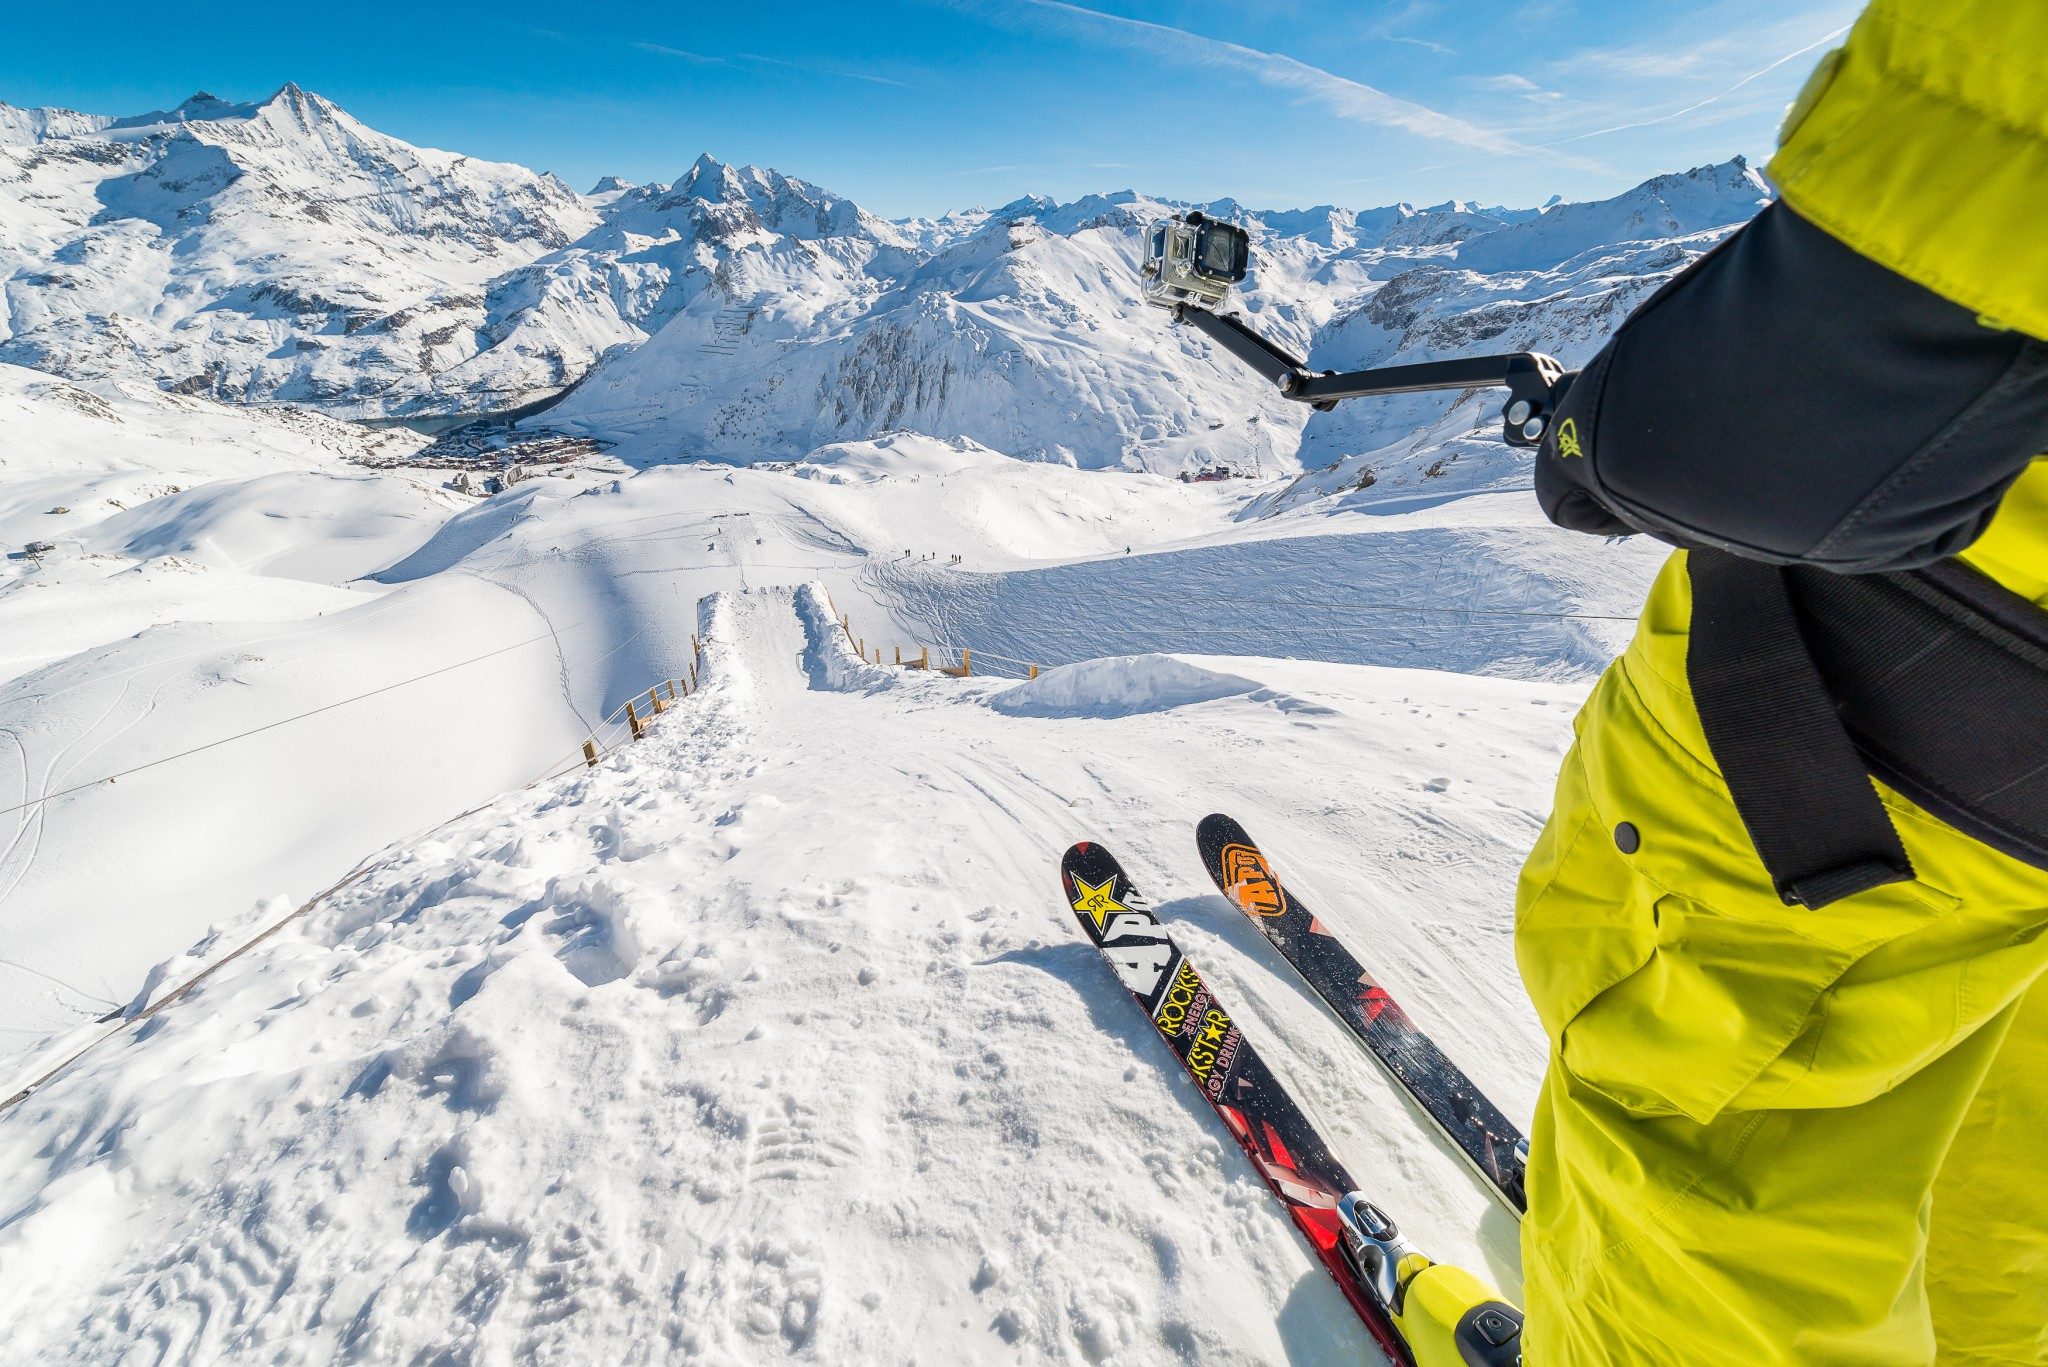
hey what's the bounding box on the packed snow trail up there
[0,580,1575,1363]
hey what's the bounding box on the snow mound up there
[989,653,1259,718]
[83,471,451,583]
[796,431,1008,481]
[793,582,897,691]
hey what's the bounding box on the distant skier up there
[1384,4,2048,1361]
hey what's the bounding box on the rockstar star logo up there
[1070,874,1130,931]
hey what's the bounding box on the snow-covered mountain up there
[452,154,922,420]
[2,86,1772,473]
[548,161,1769,474]
[0,85,595,412]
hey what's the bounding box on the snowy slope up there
[0,391,1660,1052]
[0,583,1573,1362]
[866,489,1659,682]
[536,186,1321,472]
[0,367,603,1052]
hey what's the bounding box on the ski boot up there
[1337,1193,1525,1367]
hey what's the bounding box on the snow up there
[0,373,1653,1358]
[989,654,1261,718]
[0,85,1774,1365]
[0,368,590,1050]
[81,471,456,582]
[0,581,1573,1361]
[870,488,1659,682]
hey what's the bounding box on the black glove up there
[1532,360,1631,538]
[1532,202,2048,573]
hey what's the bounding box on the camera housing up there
[1141,211,1251,310]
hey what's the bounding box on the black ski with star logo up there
[1194,813,1528,1215]
[1061,839,1415,1366]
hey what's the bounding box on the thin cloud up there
[1355,17,1849,187]
[1362,0,1454,55]
[1379,33,1454,56]
[630,41,726,65]
[1565,49,1709,81]
[1535,21,1849,147]
[1473,73,1563,101]
[968,0,1601,172]
[737,53,913,89]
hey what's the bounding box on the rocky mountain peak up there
[676,152,741,200]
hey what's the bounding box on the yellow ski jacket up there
[1515,4,2048,1361]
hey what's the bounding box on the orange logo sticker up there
[1220,843,1285,917]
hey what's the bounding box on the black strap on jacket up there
[1687,549,2048,908]
[1687,550,1915,907]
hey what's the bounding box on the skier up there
[1384,3,2048,1361]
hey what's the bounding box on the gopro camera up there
[1141,211,1250,310]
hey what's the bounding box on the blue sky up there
[3,0,1860,217]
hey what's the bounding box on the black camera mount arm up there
[1171,302,1572,448]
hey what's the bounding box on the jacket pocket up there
[1518,677,1885,1125]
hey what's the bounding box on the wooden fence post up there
[691,663,699,690]
[894,645,901,665]
[666,680,678,702]
[582,740,599,767]
[962,649,972,677]
[1029,664,1039,679]
[626,700,644,740]
[650,686,665,715]
[920,646,929,670]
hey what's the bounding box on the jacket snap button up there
[1614,821,1641,854]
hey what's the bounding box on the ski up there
[1195,813,1529,1215]
[1061,839,1415,1365]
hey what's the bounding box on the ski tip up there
[1197,812,1247,840]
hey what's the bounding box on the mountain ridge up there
[1,86,1771,476]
